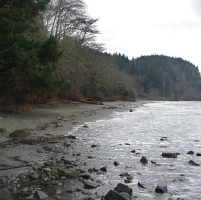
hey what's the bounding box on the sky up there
[83,0,201,72]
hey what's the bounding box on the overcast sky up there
[84,0,201,72]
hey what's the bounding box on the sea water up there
[68,101,201,199]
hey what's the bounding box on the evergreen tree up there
[0,0,62,103]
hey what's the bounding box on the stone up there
[196,153,201,156]
[83,180,99,189]
[0,189,13,200]
[160,137,168,141]
[114,161,120,166]
[29,172,39,180]
[188,160,200,166]
[91,144,97,148]
[131,150,136,153]
[104,190,129,200]
[0,128,7,133]
[9,129,28,137]
[66,135,76,139]
[187,151,194,155]
[155,185,168,193]
[57,168,81,177]
[100,166,107,172]
[119,172,129,177]
[138,182,145,189]
[43,168,52,172]
[50,180,60,185]
[114,183,133,196]
[140,156,148,164]
[34,190,48,199]
[43,145,53,151]
[161,153,179,158]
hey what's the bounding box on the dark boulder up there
[138,182,146,189]
[100,166,107,172]
[161,153,179,158]
[9,129,28,137]
[196,153,201,156]
[104,190,130,200]
[114,161,120,166]
[188,160,200,166]
[140,156,148,164]
[155,185,168,193]
[114,183,133,196]
[187,151,194,155]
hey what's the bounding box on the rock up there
[91,144,98,148]
[50,180,60,185]
[0,128,6,133]
[161,153,179,158]
[129,109,133,112]
[43,145,53,151]
[187,151,194,155]
[188,160,200,166]
[114,161,120,166]
[115,183,133,196]
[140,156,148,164]
[61,158,77,166]
[56,190,62,195]
[119,172,129,177]
[104,183,133,200]
[83,124,89,128]
[34,190,48,199]
[0,189,13,200]
[83,198,95,200]
[81,174,91,180]
[138,182,145,189]
[43,168,52,172]
[125,143,130,145]
[196,153,201,156]
[66,135,76,139]
[83,180,99,189]
[29,172,39,180]
[160,137,168,141]
[57,168,81,177]
[131,150,136,153]
[100,166,107,172]
[104,190,130,200]
[155,185,168,193]
[9,129,28,137]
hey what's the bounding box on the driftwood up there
[81,100,98,104]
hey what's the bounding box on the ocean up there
[68,101,201,199]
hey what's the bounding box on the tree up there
[43,0,104,50]
[0,0,62,103]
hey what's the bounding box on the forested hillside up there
[0,0,201,108]
[112,54,201,100]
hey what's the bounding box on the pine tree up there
[0,0,62,104]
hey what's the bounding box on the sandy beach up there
[0,101,130,177]
[0,101,145,200]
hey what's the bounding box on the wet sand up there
[0,101,130,178]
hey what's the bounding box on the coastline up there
[0,101,137,176]
[0,100,146,199]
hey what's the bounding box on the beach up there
[0,101,134,200]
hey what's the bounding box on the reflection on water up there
[69,101,201,199]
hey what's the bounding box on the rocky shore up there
[0,101,138,200]
[1,101,199,200]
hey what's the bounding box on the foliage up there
[112,54,201,100]
[0,0,62,104]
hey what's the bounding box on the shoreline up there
[0,101,146,199]
[0,101,138,175]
